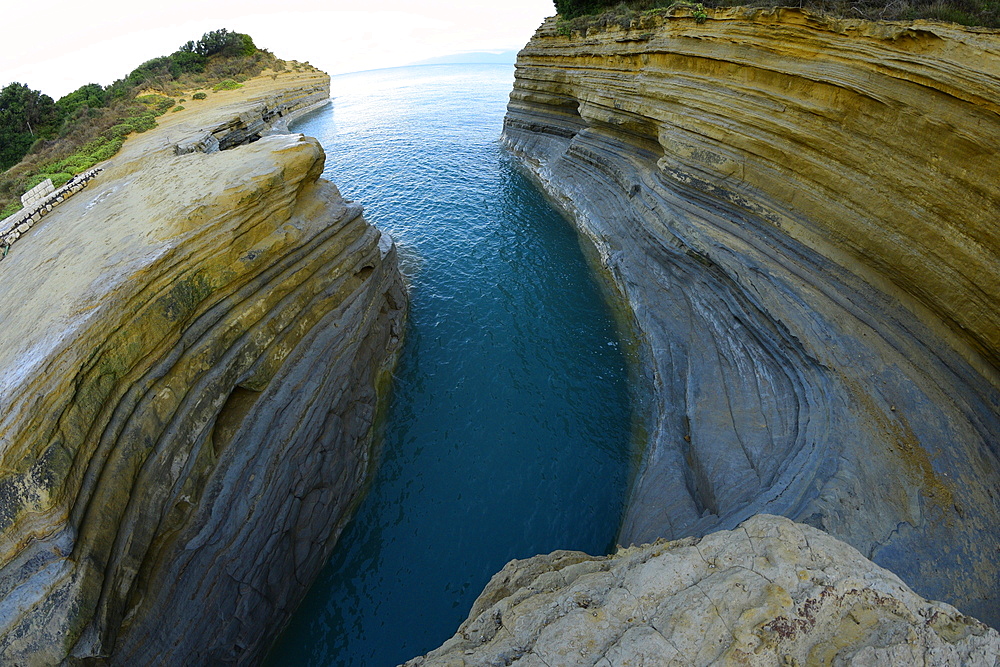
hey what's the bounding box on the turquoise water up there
[267,64,633,666]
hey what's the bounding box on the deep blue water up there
[267,64,633,667]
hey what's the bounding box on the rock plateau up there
[0,68,405,664]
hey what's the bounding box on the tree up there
[56,83,107,118]
[179,29,257,58]
[553,0,619,18]
[0,83,58,171]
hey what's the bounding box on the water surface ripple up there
[268,64,633,666]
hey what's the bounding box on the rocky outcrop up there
[0,70,405,664]
[406,515,1000,665]
[503,10,1000,624]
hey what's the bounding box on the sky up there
[0,0,555,99]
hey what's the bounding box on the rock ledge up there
[407,515,1000,666]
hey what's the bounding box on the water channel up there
[268,64,635,666]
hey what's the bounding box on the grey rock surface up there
[502,11,1000,624]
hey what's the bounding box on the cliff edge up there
[407,515,1000,665]
[503,9,1000,625]
[0,69,406,664]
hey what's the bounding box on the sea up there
[265,63,634,667]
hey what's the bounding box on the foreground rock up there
[503,9,1000,623]
[0,69,406,664]
[407,515,1000,666]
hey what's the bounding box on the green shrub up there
[212,79,242,91]
[42,172,73,187]
[172,105,185,112]
[53,154,97,174]
[103,123,132,140]
[1,201,21,218]
[125,113,157,133]
[88,137,124,161]
[136,95,175,116]
[0,28,279,215]
[24,173,54,190]
[180,29,256,58]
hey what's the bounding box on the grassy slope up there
[0,46,287,218]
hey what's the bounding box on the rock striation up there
[406,515,1000,666]
[502,9,1000,625]
[0,70,406,664]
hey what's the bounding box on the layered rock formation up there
[502,10,1000,625]
[407,515,1000,665]
[0,69,406,664]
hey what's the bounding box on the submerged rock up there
[0,70,405,664]
[406,515,1000,666]
[502,8,1000,624]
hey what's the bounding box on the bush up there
[88,137,124,161]
[0,28,277,214]
[172,105,185,112]
[103,123,132,140]
[53,154,97,174]
[24,173,54,189]
[212,79,242,91]
[1,201,20,218]
[42,172,73,187]
[552,0,1000,26]
[136,95,175,116]
[125,113,157,133]
[180,29,256,58]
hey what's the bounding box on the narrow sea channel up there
[267,64,633,666]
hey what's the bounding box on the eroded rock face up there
[406,515,1000,666]
[503,10,1000,623]
[0,72,406,664]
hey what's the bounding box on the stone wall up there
[0,168,103,257]
[19,179,54,207]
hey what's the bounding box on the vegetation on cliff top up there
[0,29,279,218]
[554,0,1000,27]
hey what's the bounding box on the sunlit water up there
[267,64,634,666]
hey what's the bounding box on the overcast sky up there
[1,0,555,98]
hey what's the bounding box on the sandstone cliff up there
[0,69,406,664]
[503,9,1000,625]
[406,515,1000,666]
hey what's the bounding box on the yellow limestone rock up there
[406,515,1000,666]
[0,69,406,664]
